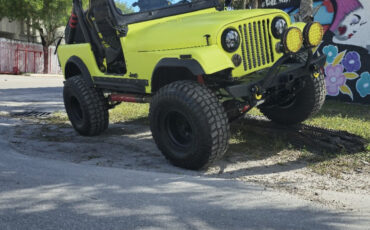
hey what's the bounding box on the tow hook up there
[312,65,321,78]
[255,94,263,100]
[251,86,263,100]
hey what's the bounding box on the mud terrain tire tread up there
[64,75,109,136]
[149,81,230,170]
[260,72,326,125]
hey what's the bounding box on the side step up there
[93,77,149,94]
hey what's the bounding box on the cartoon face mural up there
[334,9,365,40]
[261,0,370,104]
[330,0,369,51]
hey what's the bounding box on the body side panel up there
[58,8,297,93]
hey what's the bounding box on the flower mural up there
[342,51,361,72]
[262,0,370,103]
[325,64,346,96]
[322,45,338,63]
[356,72,370,97]
[322,48,360,100]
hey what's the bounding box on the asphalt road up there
[0,75,369,229]
[0,74,64,113]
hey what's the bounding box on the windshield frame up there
[109,0,221,26]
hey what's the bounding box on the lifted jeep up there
[58,0,326,170]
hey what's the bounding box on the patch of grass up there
[303,100,370,177]
[110,103,149,124]
[229,122,290,161]
[307,152,369,178]
[45,103,150,125]
[305,100,370,142]
[232,100,370,177]
[248,107,263,116]
[44,111,69,124]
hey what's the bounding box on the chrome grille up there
[238,19,275,71]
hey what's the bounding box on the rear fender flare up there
[65,56,94,87]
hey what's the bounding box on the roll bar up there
[72,0,105,68]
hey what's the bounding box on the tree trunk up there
[250,0,260,9]
[39,29,49,74]
[26,18,31,42]
[43,46,49,74]
[242,0,247,9]
[296,0,313,22]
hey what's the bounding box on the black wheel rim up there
[70,96,83,122]
[164,111,193,149]
[278,97,296,108]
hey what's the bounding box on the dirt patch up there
[3,116,370,213]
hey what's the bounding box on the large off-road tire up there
[63,75,109,136]
[260,72,326,125]
[149,81,230,170]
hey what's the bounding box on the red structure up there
[0,38,61,74]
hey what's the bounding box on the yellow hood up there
[126,8,288,52]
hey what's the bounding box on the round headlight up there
[303,22,324,47]
[272,17,287,38]
[283,27,303,53]
[221,28,240,53]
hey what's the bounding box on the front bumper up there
[225,51,326,99]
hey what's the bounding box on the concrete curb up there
[23,73,63,78]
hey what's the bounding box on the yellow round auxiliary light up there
[304,22,324,47]
[283,27,303,53]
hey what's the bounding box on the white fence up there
[0,38,61,74]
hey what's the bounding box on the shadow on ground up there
[0,87,64,113]
[4,114,367,180]
[0,169,366,230]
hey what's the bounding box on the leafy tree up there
[0,0,132,73]
[114,0,134,13]
[227,0,261,9]
[229,0,314,22]
[0,0,72,73]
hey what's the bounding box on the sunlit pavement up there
[0,74,64,113]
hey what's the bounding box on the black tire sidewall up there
[64,82,92,134]
[153,97,212,162]
[260,73,326,125]
[63,76,109,136]
[150,81,229,170]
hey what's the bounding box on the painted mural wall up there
[262,0,370,104]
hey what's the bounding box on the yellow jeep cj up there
[57,0,326,170]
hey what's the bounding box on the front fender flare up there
[153,58,205,76]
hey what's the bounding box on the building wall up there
[0,18,39,43]
[262,0,370,104]
[0,38,61,74]
[0,19,62,74]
